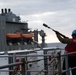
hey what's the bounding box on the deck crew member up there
[55,30,76,75]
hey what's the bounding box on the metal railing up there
[0,48,76,75]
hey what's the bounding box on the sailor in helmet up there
[55,30,76,75]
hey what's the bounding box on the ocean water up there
[46,42,67,55]
[46,42,66,48]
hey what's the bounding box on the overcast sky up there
[0,0,76,43]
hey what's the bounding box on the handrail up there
[0,62,23,69]
[0,48,76,75]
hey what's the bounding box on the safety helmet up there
[72,30,76,36]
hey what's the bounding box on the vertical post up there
[39,30,48,75]
[65,51,70,75]
[51,61,54,75]
[21,58,26,75]
[57,52,62,75]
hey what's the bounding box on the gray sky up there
[0,0,76,43]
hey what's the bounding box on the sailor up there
[55,30,76,75]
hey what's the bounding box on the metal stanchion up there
[65,51,70,75]
[21,58,26,75]
[57,52,62,75]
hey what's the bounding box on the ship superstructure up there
[0,8,39,51]
[0,8,48,75]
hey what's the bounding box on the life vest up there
[65,38,76,56]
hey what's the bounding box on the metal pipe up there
[0,62,23,69]
[0,51,75,58]
[0,70,13,72]
[26,70,50,72]
[64,52,70,75]
[5,8,7,13]
[0,54,58,57]
[62,66,76,73]
[1,9,4,14]
[8,8,11,13]
[0,47,64,55]
[57,52,62,75]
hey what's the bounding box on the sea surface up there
[46,42,67,55]
[46,42,66,48]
